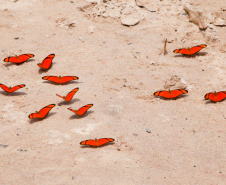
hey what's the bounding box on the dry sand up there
[0,0,226,184]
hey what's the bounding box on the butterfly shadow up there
[38,68,48,74]
[174,52,207,58]
[204,100,225,104]
[80,142,115,148]
[29,112,57,124]
[69,110,94,119]
[4,63,18,67]
[205,100,216,104]
[155,94,188,100]
[38,63,55,74]
[58,98,80,106]
[0,91,27,96]
[27,58,36,63]
[42,81,81,85]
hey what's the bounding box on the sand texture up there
[0,0,226,184]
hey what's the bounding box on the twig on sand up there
[159,38,168,55]
[164,39,167,55]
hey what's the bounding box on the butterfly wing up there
[80,138,114,147]
[189,44,207,55]
[8,84,25,93]
[170,89,188,98]
[57,88,79,102]
[4,54,34,63]
[174,44,207,55]
[0,84,10,93]
[0,84,25,93]
[37,54,55,70]
[42,76,60,83]
[154,90,171,98]
[60,76,79,84]
[4,56,18,63]
[205,92,226,102]
[216,92,226,102]
[42,76,78,84]
[68,104,93,116]
[29,104,55,119]
[97,138,114,146]
[64,88,79,102]
[154,89,187,99]
[173,48,191,55]
[56,94,66,101]
[80,139,97,146]
[17,54,34,63]
[204,92,215,101]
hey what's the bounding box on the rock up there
[121,6,134,15]
[88,25,95,34]
[164,75,187,89]
[68,20,77,28]
[86,0,101,3]
[167,37,174,43]
[214,18,226,27]
[55,18,77,29]
[121,15,141,26]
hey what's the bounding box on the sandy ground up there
[0,0,226,184]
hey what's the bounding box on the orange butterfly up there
[154,89,188,99]
[80,138,115,147]
[37,54,55,70]
[56,88,79,103]
[28,104,55,119]
[4,54,34,64]
[68,104,93,116]
[204,91,226,102]
[173,44,207,55]
[42,76,79,84]
[0,83,25,93]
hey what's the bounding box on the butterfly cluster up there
[1,45,223,147]
[153,44,225,102]
[153,89,226,102]
[2,53,114,147]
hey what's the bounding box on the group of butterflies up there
[153,89,226,102]
[3,53,114,147]
[1,44,223,146]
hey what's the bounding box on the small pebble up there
[14,37,19,40]
[132,54,137,58]
[0,144,9,148]
[146,128,151,133]
[17,149,27,152]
